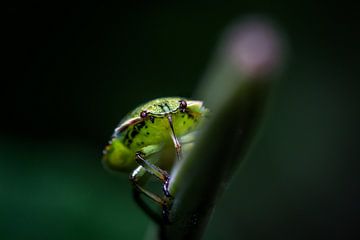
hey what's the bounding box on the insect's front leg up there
[135,145,171,198]
[129,166,167,205]
[129,144,172,223]
[130,165,170,224]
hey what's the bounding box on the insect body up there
[102,97,207,221]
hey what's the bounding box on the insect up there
[102,97,207,222]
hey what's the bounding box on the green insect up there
[102,97,207,222]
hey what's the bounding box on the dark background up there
[2,2,359,240]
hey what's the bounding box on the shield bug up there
[102,97,208,222]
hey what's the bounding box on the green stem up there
[151,17,284,240]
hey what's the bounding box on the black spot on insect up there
[124,131,131,142]
[146,132,150,135]
[145,125,148,129]
[134,121,146,132]
[183,121,186,125]
[158,104,167,113]
[141,141,144,145]
[150,116,155,123]
[181,114,185,118]
[131,129,139,138]
[125,139,133,147]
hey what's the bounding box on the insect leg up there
[129,166,166,205]
[130,165,171,224]
[135,151,172,198]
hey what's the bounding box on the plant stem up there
[152,17,285,240]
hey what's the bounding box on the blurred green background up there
[2,2,359,240]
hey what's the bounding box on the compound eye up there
[140,111,148,118]
[179,100,187,112]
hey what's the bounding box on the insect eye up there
[140,111,148,118]
[179,100,187,112]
